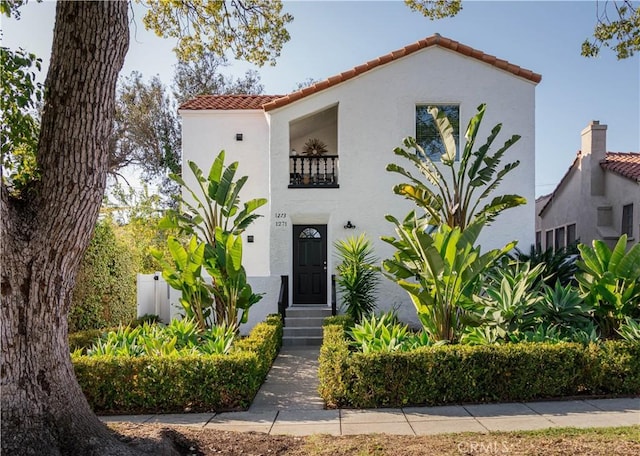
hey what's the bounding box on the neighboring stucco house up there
[178,34,541,331]
[536,121,640,250]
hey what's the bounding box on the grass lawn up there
[110,423,640,455]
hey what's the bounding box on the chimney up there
[581,120,607,196]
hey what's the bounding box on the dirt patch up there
[110,423,640,456]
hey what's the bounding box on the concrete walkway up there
[101,347,640,435]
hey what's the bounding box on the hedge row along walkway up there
[101,347,640,435]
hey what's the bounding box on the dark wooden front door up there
[293,225,327,304]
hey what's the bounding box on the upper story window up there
[416,104,460,162]
[622,203,634,237]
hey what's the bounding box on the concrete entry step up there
[285,306,332,318]
[283,326,323,338]
[283,305,331,346]
[284,316,326,328]
[282,336,323,346]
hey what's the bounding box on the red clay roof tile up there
[179,35,541,112]
[179,94,283,111]
[262,34,541,111]
[601,152,640,182]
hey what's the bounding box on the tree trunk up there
[0,2,149,455]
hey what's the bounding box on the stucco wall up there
[603,172,640,242]
[267,46,537,323]
[180,109,272,277]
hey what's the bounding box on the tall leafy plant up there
[334,233,380,323]
[382,213,515,342]
[157,151,267,331]
[387,103,525,229]
[383,104,525,343]
[576,235,640,337]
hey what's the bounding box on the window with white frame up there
[416,105,459,161]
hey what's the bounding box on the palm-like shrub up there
[383,104,525,342]
[156,151,266,331]
[576,235,640,337]
[387,103,525,230]
[334,234,380,323]
[382,213,515,343]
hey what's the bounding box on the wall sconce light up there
[344,221,356,229]
[247,235,254,243]
[236,133,243,141]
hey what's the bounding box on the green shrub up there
[334,234,380,323]
[318,324,640,408]
[73,315,283,414]
[323,315,355,331]
[70,218,139,332]
[69,328,111,354]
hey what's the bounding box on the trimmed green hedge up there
[73,314,283,414]
[319,324,640,408]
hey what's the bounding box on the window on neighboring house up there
[622,204,634,237]
[555,227,565,250]
[416,104,459,161]
[545,230,553,250]
[567,223,577,246]
[535,231,542,251]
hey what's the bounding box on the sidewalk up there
[100,347,640,436]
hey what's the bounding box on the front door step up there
[283,306,331,346]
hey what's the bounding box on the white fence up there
[136,273,182,323]
[136,273,280,334]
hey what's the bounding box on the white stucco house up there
[177,34,541,333]
[536,121,640,250]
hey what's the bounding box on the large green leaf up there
[616,241,640,280]
[167,236,188,270]
[428,106,458,166]
[608,234,628,274]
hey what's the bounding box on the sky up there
[2,0,639,197]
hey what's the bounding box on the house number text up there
[275,212,287,227]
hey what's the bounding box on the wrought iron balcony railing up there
[289,155,339,188]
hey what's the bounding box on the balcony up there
[289,155,339,188]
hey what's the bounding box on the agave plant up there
[511,243,579,287]
[470,260,545,341]
[349,312,412,353]
[535,282,593,332]
[387,103,525,230]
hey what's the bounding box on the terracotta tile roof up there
[179,94,284,111]
[262,33,542,111]
[178,35,541,112]
[601,152,640,182]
